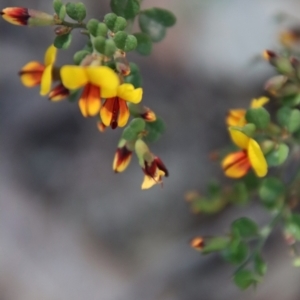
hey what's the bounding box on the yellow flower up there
[100,83,143,129]
[141,156,169,189]
[19,44,57,96]
[222,128,267,178]
[60,65,120,117]
[226,97,269,127]
[112,139,133,173]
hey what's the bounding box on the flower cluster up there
[1,1,176,189]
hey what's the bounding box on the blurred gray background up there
[1,0,300,299]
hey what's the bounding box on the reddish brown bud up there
[190,237,205,251]
[49,83,69,101]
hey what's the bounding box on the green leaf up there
[113,32,137,52]
[133,32,153,55]
[277,107,300,133]
[73,50,90,65]
[94,37,116,56]
[201,237,230,254]
[66,2,86,22]
[124,63,142,88]
[58,5,66,20]
[144,117,165,143]
[282,94,300,107]
[54,33,72,49]
[230,123,256,138]
[231,217,259,238]
[243,172,260,191]
[110,0,140,19]
[139,13,166,42]
[234,269,258,290]
[229,182,249,205]
[104,13,127,32]
[53,0,63,15]
[74,3,86,22]
[122,118,146,141]
[265,143,289,166]
[254,253,267,276]
[140,8,176,27]
[87,19,99,36]
[286,213,300,240]
[275,57,294,75]
[259,177,285,209]
[223,240,248,264]
[245,107,270,129]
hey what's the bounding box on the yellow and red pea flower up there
[141,156,169,190]
[222,128,267,178]
[1,7,54,26]
[100,83,143,129]
[18,44,68,100]
[226,96,269,127]
[113,139,133,173]
[60,65,120,117]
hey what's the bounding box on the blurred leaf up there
[110,0,140,19]
[231,218,259,238]
[144,117,165,143]
[104,13,127,32]
[234,269,258,290]
[254,253,267,276]
[229,182,249,205]
[134,32,153,55]
[265,143,289,166]
[124,62,142,88]
[54,33,72,49]
[277,107,300,133]
[223,240,248,264]
[282,94,300,107]
[122,118,146,141]
[245,107,270,129]
[201,237,230,254]
[259,177,285,209]
[73,50,90,65]
[286,214,300,240]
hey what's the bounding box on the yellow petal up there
[141,170,165,189]
[44,45,57,66]
[60,65,88,90]
[19,61,44,87]
[248,139,268,177]
[78,84,101,117]
[86,66,120,91]
[226,109,246,126]
[117,84,143,103]
[118,99,130,127]
[250,97,269,108]
[221,151,250,178]
[229,128,249,150]
[40,64,53,95]
[113,147,132,172]
[100,98,114,126]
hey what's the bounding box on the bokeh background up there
[1,0,300,299]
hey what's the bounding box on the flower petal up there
[44,44,57,66]
[40,64,53,95]
[250,97,269,108]
[60,65,89,90]
[49,83,69,101]
[113,147,132,172]
[1,7,29,25]
[222,151,250,178]
[100,98,114,126]
[86,66,119,92]
[117,83,143,103]
[78,84,101,117]
[19,61,44,87]
[226,109,246,126]
[118,99,130,127]
[248,138,268,177]
[229,128,249,150]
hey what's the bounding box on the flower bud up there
[54,26,71,36]
[113,139,133,173]
[48,83,69,101]
[1,7,55,26]
[264,75,287,95]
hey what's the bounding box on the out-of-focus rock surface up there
[1,0,300,299]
